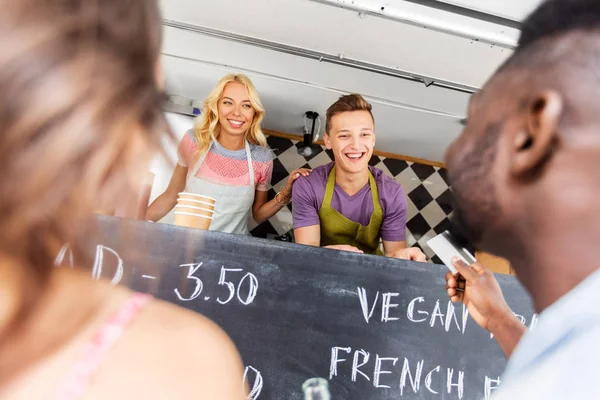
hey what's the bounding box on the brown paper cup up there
[178,192,216,205]
[174,193,216,230]
[174,209,213,230]
[176,198,215,211]
[175,204,213,217]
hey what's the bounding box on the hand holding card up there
[426,231,477,273]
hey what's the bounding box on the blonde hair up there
[192,74,267,157]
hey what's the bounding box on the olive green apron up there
[318,165,384,255]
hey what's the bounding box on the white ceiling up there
[437,0,541,21]
[158,0,541,162]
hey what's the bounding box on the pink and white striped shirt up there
[177,132,274,191]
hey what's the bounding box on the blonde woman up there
[147,74,310,235]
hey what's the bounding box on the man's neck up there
[509,237,600,313]
[217,133,245,151]
[335,164,369,196]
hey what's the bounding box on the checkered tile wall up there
[249,135,453,264]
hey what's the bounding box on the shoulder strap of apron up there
[323,164,337,207]
[368,170,382,213]
[244,140,255,188]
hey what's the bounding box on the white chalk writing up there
[381,292,400,322]
[357,287,379,323]
[407,297,428,323]
[357,288,407,324]
[330,347,351,379]
[407,296,469,334]
[54,243,74,267]
[430,300,445,328]
[445,302,461,332]
[243,365,263,400]
[352,349,371,382]
[400,358,424,395]
[175,264,259,305]
[484,376,501,399]
[447,368,464,399]
[330,346,467,398]
[425,366,441,394]
[218,267,243,304]
[373,355,398,389]
[237,272,259,305]
[91,245,123,285]
[175,263,204,301]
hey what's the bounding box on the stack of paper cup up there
[173,192,216,230]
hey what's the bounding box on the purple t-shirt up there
[292,162,407,241]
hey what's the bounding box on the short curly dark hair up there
[519,0,600,50]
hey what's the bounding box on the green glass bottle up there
[302,377,331,400]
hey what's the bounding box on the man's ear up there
[324,133,333,150]
[511,90,562,176]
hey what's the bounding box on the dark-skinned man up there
[443,0,600,398]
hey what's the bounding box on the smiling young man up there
[292,94,425,261]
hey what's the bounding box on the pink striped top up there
[177,131,274,191]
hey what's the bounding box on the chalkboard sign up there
[56,216,535,399]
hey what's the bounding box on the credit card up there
[427,230,477,273]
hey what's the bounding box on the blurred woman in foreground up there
[0,0,245,398]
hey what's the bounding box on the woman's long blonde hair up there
[192,74,267,157]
